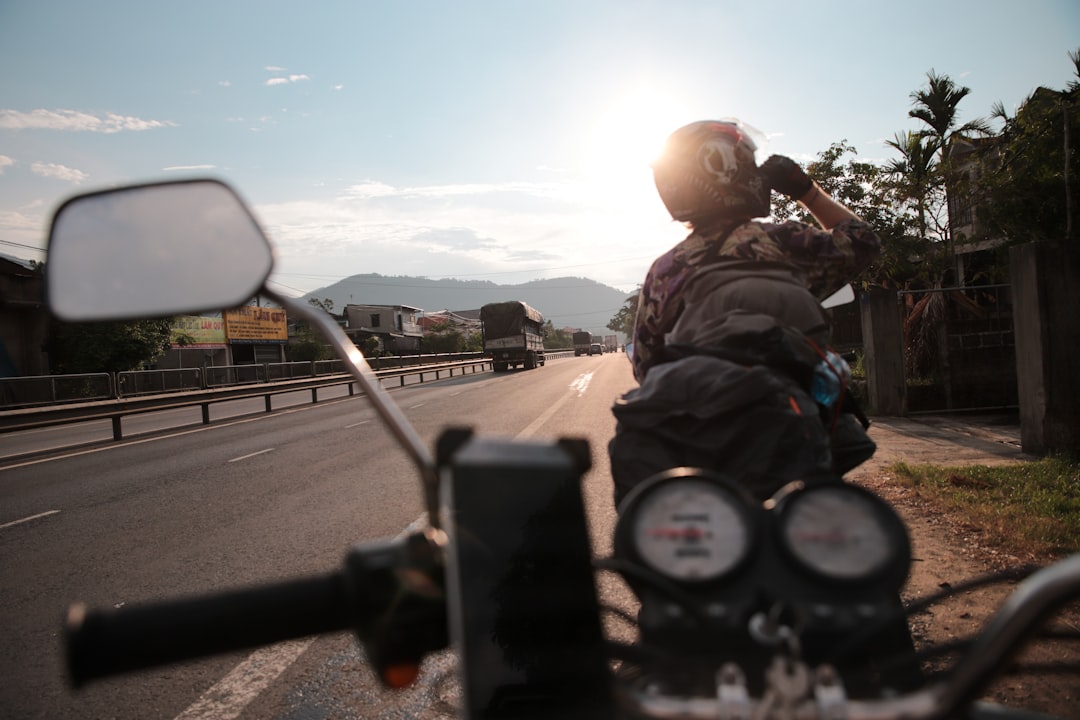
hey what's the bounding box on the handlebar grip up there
[66,571,351,686]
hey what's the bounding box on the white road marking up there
[344,420,371,428]
[515,372,593,439]
[569,371,594,397]
[409,403,426,409]
[172,639,314,720]
[0,509,60,530]
[2,376,461,717]
[9,367,546,717]
[172,517,426,720]
[227,448,275,463]
[0,395,361,472]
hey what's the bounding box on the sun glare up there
[579,86,690,202]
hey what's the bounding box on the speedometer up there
[776,483,909,583]
[622,470,755,583]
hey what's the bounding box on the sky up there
[1,0,1077,298]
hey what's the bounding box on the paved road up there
[0,353,637,720]
[2,351,1032,720]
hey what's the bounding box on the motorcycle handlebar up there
[65,571,351,687]
[62,540,1079,718]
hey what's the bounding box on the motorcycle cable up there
[594,557,716,627]
[823,564,1043,666]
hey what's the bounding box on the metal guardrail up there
[0,373,114,407]
[0,358,492,443]
[118,368,202,397]
[0,352,491,408]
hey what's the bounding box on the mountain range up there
[302,274,635,336]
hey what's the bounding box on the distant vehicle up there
[590,342,603,356]
[480,301,546,371]
[573,331,592,357]
[604,335,618,353]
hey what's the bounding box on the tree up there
[359,336,381,357]
[974,51,1080,249]
[48,318,174,374]
[884,131,940,244]
[771,142,917,288]
[907,69,992,271]
[308,297,335,314]
[908,70,991,149]
[287,326,334,362]
[421,319,482,353]
[607,290,639,338]
[542,320,574,349]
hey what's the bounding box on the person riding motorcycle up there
[610,119,883,507]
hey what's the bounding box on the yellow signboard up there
[171,315,226,348]
[224,306,288,343]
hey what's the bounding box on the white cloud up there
[340,179,575,202]
[0,109,175,133]
[256,174,680,294]
[0,207,47,260]
[0,155,13,173]
[265,74,310,87]
[0,208,40,232]
[219,80,232,88]
[30,162,88,183]
[163,164,217,171]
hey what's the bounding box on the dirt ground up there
[848,415,1079,718]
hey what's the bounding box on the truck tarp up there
[480,301,544,338]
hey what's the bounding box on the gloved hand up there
[760,155,813,200]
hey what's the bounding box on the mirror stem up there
[267,290,442,528]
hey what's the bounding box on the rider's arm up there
[798,181,858,230]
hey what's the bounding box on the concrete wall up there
[0,259,48,377]
[859,289,906,416]
[1010,241,1080,455]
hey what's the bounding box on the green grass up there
[889,456,1080,559]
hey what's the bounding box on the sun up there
[578,86,692,205]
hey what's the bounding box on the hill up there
[302,274,633,337]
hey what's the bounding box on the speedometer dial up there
[631,477,751,582]
[779,484,904,581]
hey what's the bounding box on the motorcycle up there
[46,178,1079,719]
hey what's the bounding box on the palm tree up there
[884,130,940,244]
[908,70,993,271]
[909,70,992,153]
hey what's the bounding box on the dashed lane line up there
[0,509,60,531]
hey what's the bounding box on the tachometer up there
[776,483,909,583]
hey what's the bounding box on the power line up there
[0,239,46,253]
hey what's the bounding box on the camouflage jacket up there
[631,218,881,382]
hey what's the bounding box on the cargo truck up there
[604,335,618,353]
[572,331,592,356]
[480,301,546,371]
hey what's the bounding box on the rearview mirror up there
[46,179,274,321]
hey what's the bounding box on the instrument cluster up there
[613,468,911,635]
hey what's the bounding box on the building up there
[947,134,1005,284]
[344,304,424,354]
[0,255,47,377]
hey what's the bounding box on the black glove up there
[760,155,813,199]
